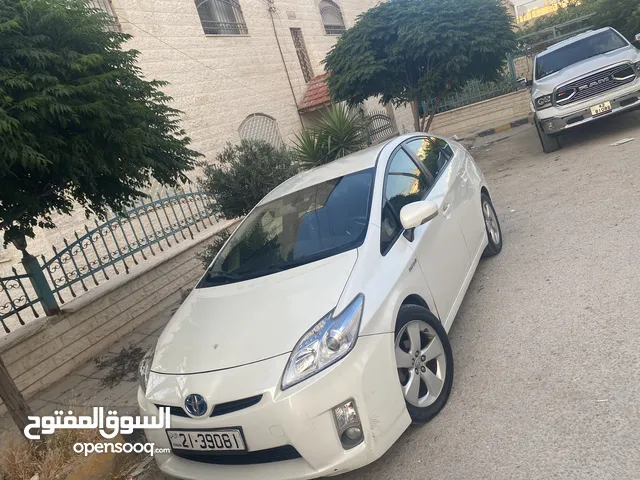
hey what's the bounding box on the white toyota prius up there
[138,133,503,479]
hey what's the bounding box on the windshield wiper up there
[199,271,245,286]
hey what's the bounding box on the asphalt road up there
[338,112,640,480]
[142,112,640,480]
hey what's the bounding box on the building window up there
[195,0,248,35]
[239,114,284,148]
[88,0,121,31]
[319,0,345,35]
[290,28,313,83]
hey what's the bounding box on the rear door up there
[381,143,469,324]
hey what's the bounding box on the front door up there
[381,145,469,326]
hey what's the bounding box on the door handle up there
[442,203,451,216]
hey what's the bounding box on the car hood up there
[533,46,640,95]
[151,249,358,375]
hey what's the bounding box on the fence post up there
[507,53,517,83]
[10,234,60,317]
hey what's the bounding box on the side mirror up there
[400,201,438,231]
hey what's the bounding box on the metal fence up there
[422,76,519,116]
[366,110,398,144]
[516,14,596,56]
[0,187,218,333]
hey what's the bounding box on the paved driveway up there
[337,112,640,480]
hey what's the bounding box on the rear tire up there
[535,116,561,153]
[394,305,453,424]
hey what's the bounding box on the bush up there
[199,140,299,219]
[197,228,231,268]
[0,428,104,480]
[293,104,369,168]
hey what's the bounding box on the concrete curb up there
[476,116,532,138]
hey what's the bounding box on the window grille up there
[195,0,248,35]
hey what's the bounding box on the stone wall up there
[110,0,381,163]
[429,90,531,136]
[380,90,531,138]
[0,225,231,416]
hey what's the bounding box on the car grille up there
[173,445,302,465]
[156,394,263,418]
[555,64,637,106]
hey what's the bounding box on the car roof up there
[259,141,390,204]
[539,27,614,55]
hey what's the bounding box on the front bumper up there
[537,84,640,134]
[138,333,410,480]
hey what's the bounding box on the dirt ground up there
[139,111,640,480]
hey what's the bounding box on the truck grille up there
[555,64,637,106]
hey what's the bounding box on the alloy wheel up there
[395,320,446,407]
[483,200,500,245]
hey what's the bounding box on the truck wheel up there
[535,117,561,154]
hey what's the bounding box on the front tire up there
[394,305,453,424]
[535,116,561,153]
[481,193,502,257]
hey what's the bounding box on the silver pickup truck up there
[531,27,640,153]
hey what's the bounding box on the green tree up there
[323,0,517,132]
[0,0,200,245]
[518,0,640,41]
[199,140,299,219]
[586,0,640,40]
[0,0,199,433]
[518,0,586,37]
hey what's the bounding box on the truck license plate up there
[590,102,612,116]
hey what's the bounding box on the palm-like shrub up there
[293,104,369,168]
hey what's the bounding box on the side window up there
[429,136,454,158]
[380,149,429,253]
[405,137,453,179]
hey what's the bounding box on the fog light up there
[344,426,363,441]
[546,121,554,132]
[333,399,364,449]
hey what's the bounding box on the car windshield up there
[198,168,375,287]
[535,30,628,80]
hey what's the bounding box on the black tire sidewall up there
[395,305,454,424]
[534,116,561,153]
[481,193,502,257]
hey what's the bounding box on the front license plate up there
[167,429,246,452]
[590,101,612,116]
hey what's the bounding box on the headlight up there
[138,346,155,392]
[534,94,553,110]
[282,294,364,390]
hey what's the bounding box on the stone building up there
[101,0,412,162]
